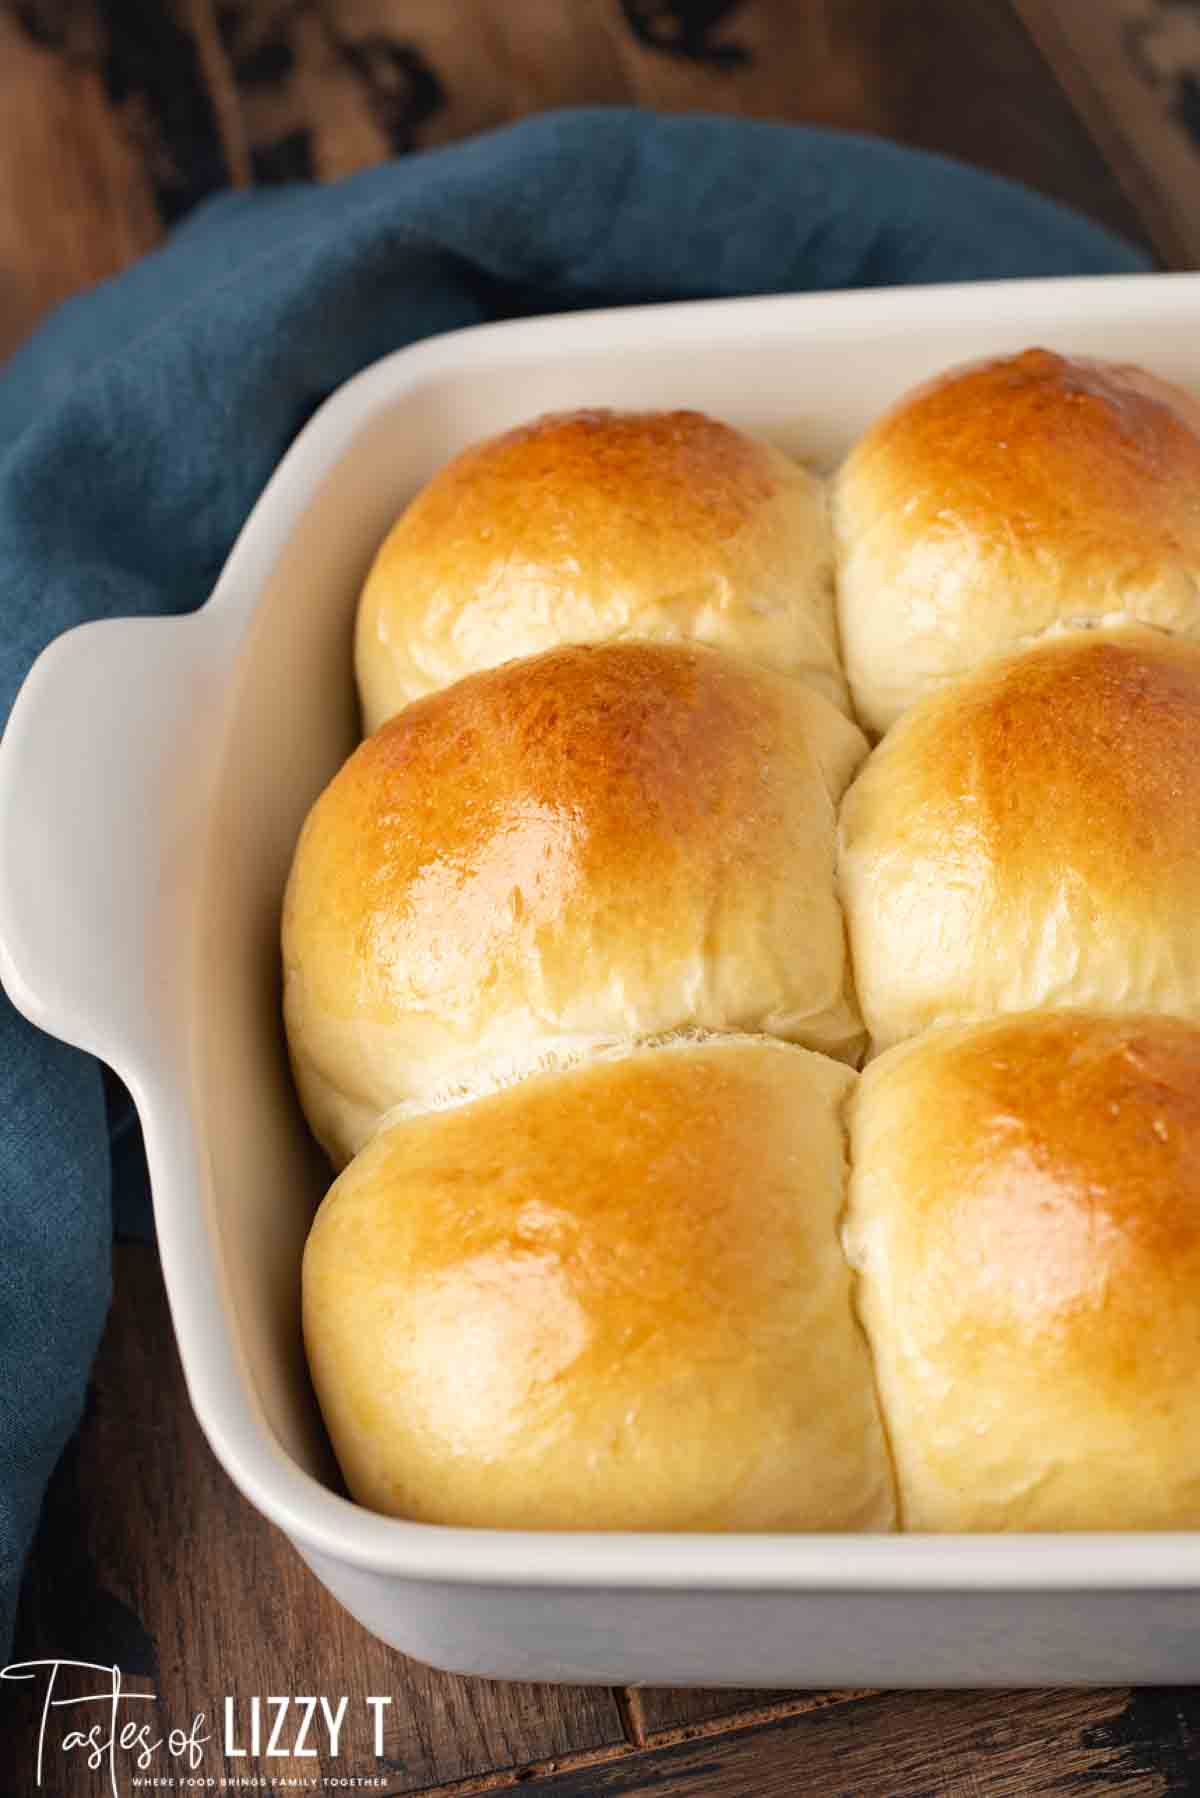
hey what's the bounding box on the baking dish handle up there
[0,611,233,1077]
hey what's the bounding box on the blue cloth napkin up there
[0,107,1148,1654]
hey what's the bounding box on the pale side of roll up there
[833,349,1200,734]
[355,406,848,732]
[304,1036,897,1533]
[284,639,867,1167]
[846,1011,1200,1531]
[838,628,1200,1052]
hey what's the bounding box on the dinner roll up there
[833,348,1200,732]
[284,640,867,1166]
[355,406,847,732]
[839,628,1200,1051]
[304,1036,896,1532]
[847,1012,1200,1530]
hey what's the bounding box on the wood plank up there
[607,0,1156,259]
[0,1242,625,1794]
[186,0,254,187]
[215,0,1150,252]
[424,1687,1199,1796]
[0,0,1161,363]
[838,0,1152,253]
[638,1685,868,1737]
[0,10,162,362]
[1013,0,1200,268]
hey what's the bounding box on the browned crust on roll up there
[284,639,866,1161]
[877,1013,1200,1378]
[838,628,1200,1047]
[389,407,780,550]
[904,628,1200,882]
[859,350,1200,578]
[848,1011,1200,1530]
[304,1037,895,1532]
[354,405,847,730]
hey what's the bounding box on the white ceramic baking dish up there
[4,272,1200,1689]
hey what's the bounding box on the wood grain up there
[0,9,162,361]
[850,0,1151,250]
[618,0,1152,252]
[216,0,1150,246]
[638,1685,867,1736]
[1013,0,1200,268]
[426,1688,1199,1797]
[0,1243,626,1795]
[0,0,1169,365]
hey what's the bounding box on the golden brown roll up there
[304,1036,896,1532]
[355,406,846,732]
[838,628,1200,1051]
[833,348,1200,733]
[283,639,867,1166]
[846,1011,1200,1531]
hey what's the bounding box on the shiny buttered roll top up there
[838,628,1200,1050]
[846,1012,1200,1532]
[286,377,1200,1536]
[356,406,848,732]
[833,348,1200,734]
[283,638,866,1168]
[304,1037,896,1534]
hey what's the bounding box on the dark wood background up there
[7,0,1200,369]
[3,2,1200,1793]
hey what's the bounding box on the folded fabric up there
[0,107,1148,1655]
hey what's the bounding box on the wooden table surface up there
[3,4,1200,1794]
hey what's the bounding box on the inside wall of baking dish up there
[189,282,1198,1489]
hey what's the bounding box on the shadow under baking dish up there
[116,277,1200,1681]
